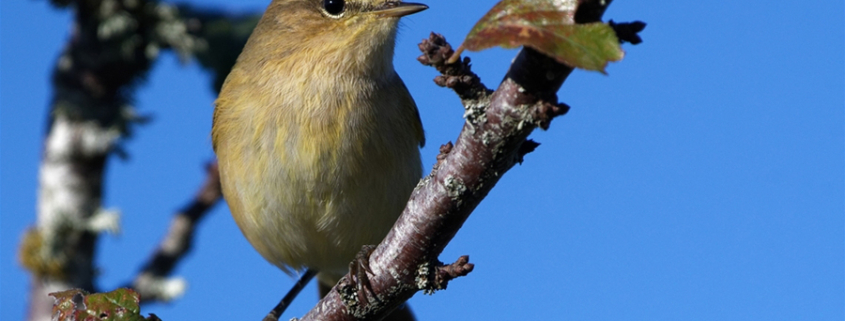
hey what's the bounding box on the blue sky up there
[2,1,843,320]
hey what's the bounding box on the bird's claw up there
[349,244,376,295]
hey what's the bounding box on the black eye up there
[323,0,345,15]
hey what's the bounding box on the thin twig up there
[263,269,318,321]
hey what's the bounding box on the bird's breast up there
[214,68,422,282]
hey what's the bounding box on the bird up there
[212,0,426,319]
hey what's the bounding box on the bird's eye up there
[323,0,345,16]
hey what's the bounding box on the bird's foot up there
[338,244,379,316]
[350,244,376,295]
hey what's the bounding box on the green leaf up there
[461,0,623,73]
[50,288,160,321]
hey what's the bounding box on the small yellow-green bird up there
[212,0,426,318]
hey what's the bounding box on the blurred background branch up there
[18,1,258,320]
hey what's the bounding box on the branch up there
[298,1,612,320]
[128,162,222,303]
[21,1,200,320]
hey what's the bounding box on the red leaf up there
[461,0,623,73]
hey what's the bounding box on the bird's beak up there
[372,1,428,18]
